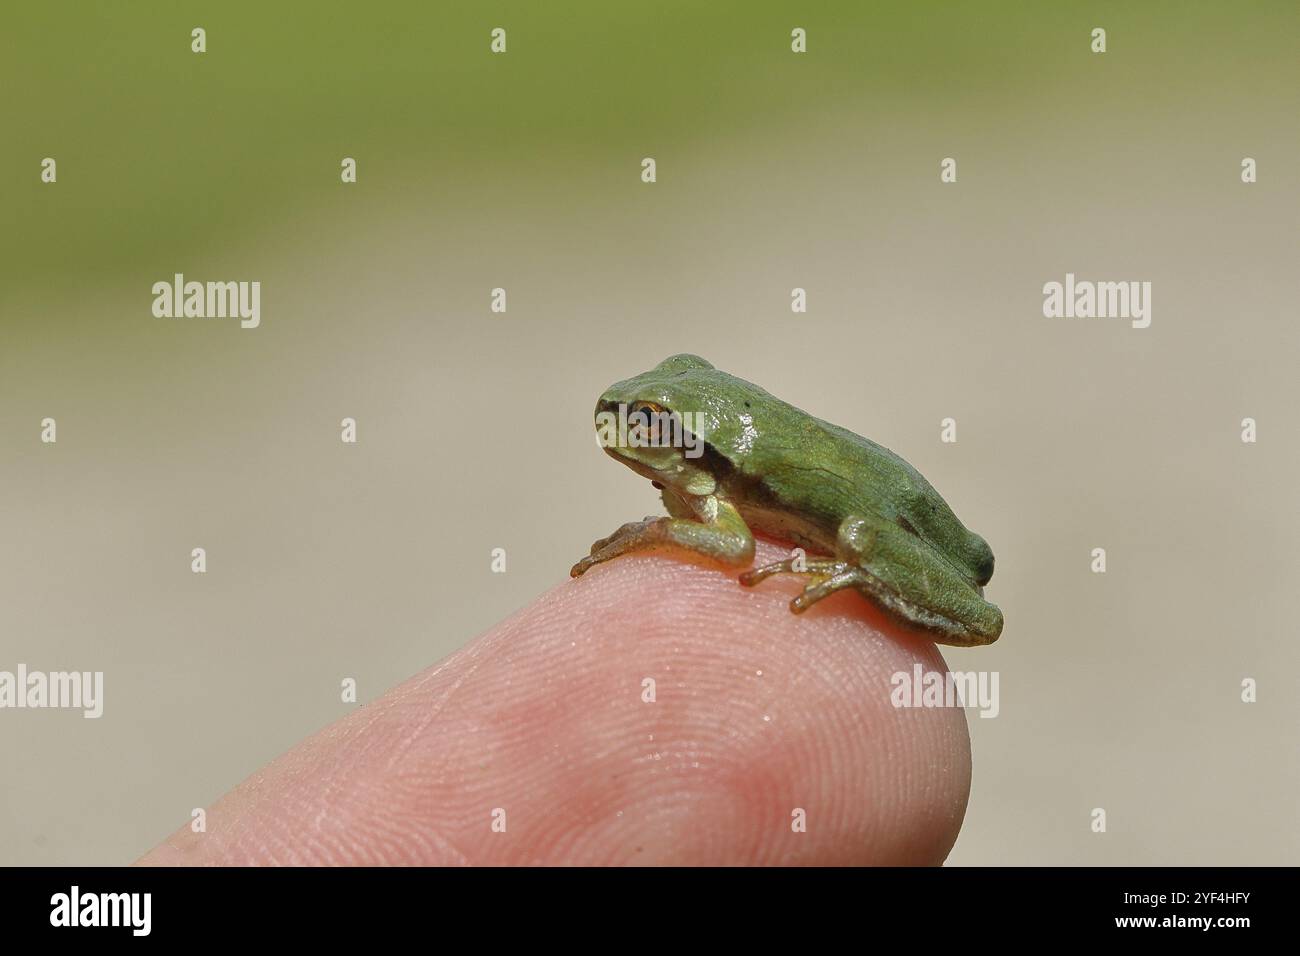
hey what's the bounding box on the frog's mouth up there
[600,433,683,476]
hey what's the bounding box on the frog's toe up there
[570,550,610,576]
[738,558,796,586]
[586,516,660,554]
[740,557,855,600]
[789,569,861,613]
[572,516,672,577]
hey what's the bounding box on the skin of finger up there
[137,539,972,866]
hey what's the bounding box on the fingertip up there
[138,541,971,865]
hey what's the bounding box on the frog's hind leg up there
[739,515,886,613]
[788,568,873,613]
[739,557,864,613]
[739,555,813,586]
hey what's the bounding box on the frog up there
[569,354,1003,646]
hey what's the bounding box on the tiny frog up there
[570,354,1003,646]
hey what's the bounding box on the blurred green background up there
[2,1,1297,865]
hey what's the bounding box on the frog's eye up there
[629,401,668,444]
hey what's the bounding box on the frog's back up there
[739,401,995,587]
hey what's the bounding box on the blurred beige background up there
[2,1,1297,865]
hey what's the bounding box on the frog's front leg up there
[569,496,754,578]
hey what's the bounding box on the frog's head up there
[593,354,753,499]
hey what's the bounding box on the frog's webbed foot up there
[570,516,665,577]
[739,557,871,614]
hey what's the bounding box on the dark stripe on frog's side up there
[694,437,836,552]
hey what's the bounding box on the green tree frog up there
[570,354,1003,646]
